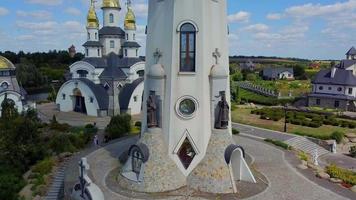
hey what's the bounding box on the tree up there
[293,64,306,80]
[105,114,132,139]
[236,86,241,104]
[245,73,257,81]
[1,96,18,121]
[16,58,46,88]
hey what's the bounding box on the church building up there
[308,47,356,111]
[56,0,144,117]
[0,56,28,117]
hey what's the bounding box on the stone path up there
[45,163,66,200]
[233,123,356,171]
[234,136,348,200]
[37,103,111,129]
[75,134,350,200]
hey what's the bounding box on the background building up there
[0,56,28,116]
[56,0,144,117]
[262,67,294,80]
[308,47,356,111]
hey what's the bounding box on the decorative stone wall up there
[118,128,186,192]
[308,97,355,111]
[187,129,234,194]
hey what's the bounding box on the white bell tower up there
[121,0,255,194]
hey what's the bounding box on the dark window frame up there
[179,23,197,72]
[316,99,320,105]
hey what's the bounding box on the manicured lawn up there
[252,80,311,96]
[231,107,355,139]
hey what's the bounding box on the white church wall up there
[127,81,144,115]
[56,80,101,117]
[144,0,230,176]
[101,37,122,56]
[0,91,24,117]
[314,84,349,96]
[124,48,138,58]
[102,8,120,27]
[127,62,145,82]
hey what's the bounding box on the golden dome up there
[87,1,99,28]
[0,56,15,70]
[124,6,136,30]
[102,0,121,9]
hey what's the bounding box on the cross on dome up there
[153,48,163,64]
[212,48,221,65]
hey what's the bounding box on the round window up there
[176,96,198,119]
[337,87,342,92]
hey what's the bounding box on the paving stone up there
[329,178,342,184]
[351,185,356,193]
[316,171,330,180]
[297,164,308,170]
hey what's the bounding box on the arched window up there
[77,70,88,78]
[109,13,114,23]
[179,23,196,72]
[97,49,100,56]
[1,82,9,89]
[95,32,97,39]
[125,49,128,57]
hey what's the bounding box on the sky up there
[0,0,356,60]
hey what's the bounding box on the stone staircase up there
[45,164,66,200]
[284,136,330,156]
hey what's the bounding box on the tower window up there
[126,34,129,40]
[88,33,90,40]
[110,40,115,48]
[77,70,88,78]
[97,49,100,56]
[136,49,138,57]
[179,23,196,72]
[95,33,97,39]
[86,49,89,56]
[133,34,136,40]
[349,88,353,94]
[109,13,114,23]
[125,49,128,57]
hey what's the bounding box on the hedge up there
[326,164,356,185]
[264,138,291,150]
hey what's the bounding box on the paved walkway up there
[71,134,350,200]
[234,136,348,200]
[37,103,111,129]
[233,123,356,171]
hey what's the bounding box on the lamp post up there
[284,103,289,132]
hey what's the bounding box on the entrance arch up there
[73,88,87,114]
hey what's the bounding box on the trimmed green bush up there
[326,164,356,185]
[105,114,132,139]
[134,121,142,127]
[232,128,240,135]
[331,131,345,144]
[32,157,55,176]
[264,138,291,150]
[349,146,356,158]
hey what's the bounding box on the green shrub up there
[298,151,308,161]
[350,146,356,158]
[49,134,77,153]
[264,138,291,150]
[0,170,25,200]
[331,131,345,144]
[32,158,55,176]
[134,121,142,127]
[326,164,356,185]
[105,114,132,139]
[232,128,240,135]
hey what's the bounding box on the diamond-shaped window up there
[177,138,196,169]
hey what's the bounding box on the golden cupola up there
[102,0,121,9]
[124,4,136,30]
[87,0,99,28]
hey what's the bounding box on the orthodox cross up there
[212,48,221,65]
[126,0,132,7]
[79,159,86,197]
[91,0,97,6]
[153,48,163,64]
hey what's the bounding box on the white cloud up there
[243,24,269,32]
[25,0,63,6]
[266,13,282,20]
[132,3,148,18]
[65,7,81,16]
[0,7,9,16]
[228,11,250,23]
[285,0,356,18]
[17,35,36,41]
[16,10,52,19]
